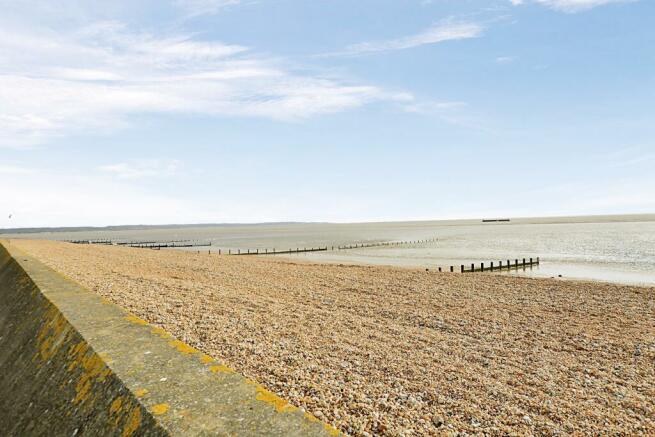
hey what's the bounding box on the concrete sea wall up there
[0,240,339,436]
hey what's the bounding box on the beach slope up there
[11,239,655,436]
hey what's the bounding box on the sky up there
[1,0,654,228]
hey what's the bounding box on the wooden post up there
[209,250,211,255]
[438,267,442,272]
[481,262,484,271]
[238,249,241,254]
[471,263,474,272]
[219,249,221,255]
[229,249,231,255]
[530,257,532,264]
[499,260,502,269]
[515,259,518,268]
[490,261,494,271]
[460,265,464,273]
[537,257,540,264]
[256,249,259,254]
[522,258,526,268]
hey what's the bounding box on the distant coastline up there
[2,213,654,235]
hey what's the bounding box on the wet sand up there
[10,239,655,436]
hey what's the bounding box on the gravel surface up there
[10,239,655,436]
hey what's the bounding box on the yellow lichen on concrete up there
[110,397,123,414]
[151,403,170,415]
[199,353,214,364]
[66,341,112,405]
[125,314,149,326]
[34,307,69,363]
[150,326,172,339]
[134,388,149,398]
[209,363,234,374]
[121,407,142,437]
[108,395,141,431]
[302,414,342,436]
[253,384,299,413]
[168,339,198,355]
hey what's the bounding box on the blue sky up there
[1,0,653,227]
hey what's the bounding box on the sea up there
[3,214,654,286]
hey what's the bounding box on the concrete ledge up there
[0,241,340,436]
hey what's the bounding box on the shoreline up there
[224,250,655,288]
[10,240,655,436]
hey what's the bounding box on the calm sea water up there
[4,215,655,286]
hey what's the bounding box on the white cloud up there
[326,19,483,56]
[0,164,35,175]
[512,0,634,12]
[0,22,404,148]
[0,170,196,228]
[495,56,515,64]
[99,160,181,179]
[174,0,242,16]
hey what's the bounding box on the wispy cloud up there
[174,0,242,16]
[0,164,35,175]
[495,56,515,64]
[324,19,483,57]
[99,160,182,179]
[511,0,635,13]
[0,22,406,148]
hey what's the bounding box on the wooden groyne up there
[437,257,540,273]
[229,238,438,256]
[128,241,212,249]
[231,247,328,256]
[66,239,212,249]
[65,239,113,245]
[337,238,437,251]
[65,237,438,256]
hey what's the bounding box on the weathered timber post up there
[490,261,494,271]
[523,258,526,268]
[481,262,484,271]
[471,263,474,272]
[515,259,518,268]
[460,265,464,273]
[438,267,442,272]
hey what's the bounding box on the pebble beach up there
[10,239,655,436]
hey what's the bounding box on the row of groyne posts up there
[65,239,212,249]
[441,257,540,273]
[64,238,437,254]
[64,238,539,273]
